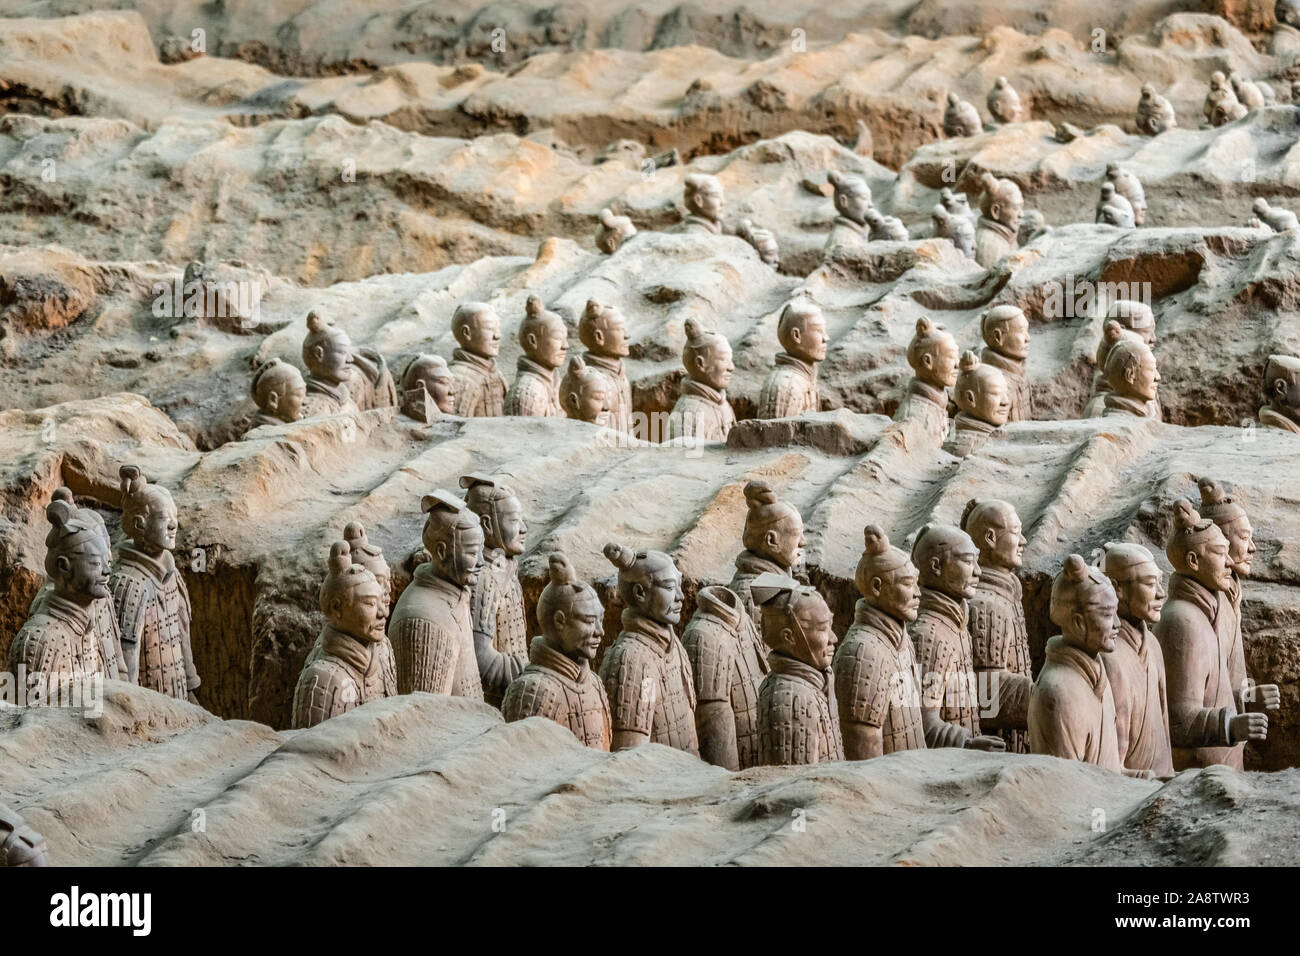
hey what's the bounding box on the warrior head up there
[741,479,805,573]
[911,523,981,600]
[603,542,683,626]
[777,298,828,363]
[1165,499,1233,593]
[954,351,1010,426]
[342,522,391,618]
[43,489,111,604]
[120,465,178,555]
[452,302,501,360]
[578,299,629,358]
[319,540,385,644]
[1197,478,1254,577]
[1106,299,1155,346]
[537,551,604,662]
[419,489,485,589]
[854,525,920,622]
[460,473,527,557]
[828,170,872,225]
[250,358,306,424]
[751,573,835,669]
[960,499,1025,572]
[302,310,353,383]
[519,296,568,371]
[402,354,456,415]
[683,173,724,223]
[981,304,1030,360]
[1050,554,1118,654]
[1263,354,1300,424]
[681,318,733,391]
[559,355,611,425]
[1103,321,1160,403]
[906,317,959,389]
[1097,541,1165,625]
[978,172,1024,232]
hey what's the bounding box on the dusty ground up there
[3,3,1300,865]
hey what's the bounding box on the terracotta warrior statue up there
[1097,542,1173,777]
[461,474,528,708]
[246,358,306,432]
[558,355,612,426]
[757,299,825,419]
[944,350,1010,458]
[1018,209,1049,246]
[961,499,1032,752]
[1135,84,1176,135]
[932,205,975,259]
[9,493,113,685]
[729,479,805,639]
[894,317,959,447]
[399,353,456,422]
[595,207,636,254]
[1098,322,1161,419]
[835,525,1005,757]
[677,173,779,266]
[980,304,1031,421]
[0,805,47,867]
[865,208,909,242]
[504,296,567,417]
[987,76,1023,124]
[1253,197,1299,232]
[664,319,736,442]
[598,543,698,754]
[941,187,977,227]
[1106,164,1146,226]
[27,487,125,682]
[1259,354,1300,432]
[911,524,983,738]
[824,171,872,253]
[578,300,632,433]
[301,310,396,415]
[1029,555,1131,772]
[942,91,982,137]
[753,573,843,765]
[1203,71,1233,123]
[448,302,507,417]
[501,552,611,750]
[388,489,485,698]
[1197,478,1280,719]
[1230,73,1267,110]
[110,466,200,703]
[1085,301,1158,417]
[682,585,768,769]
[292,539,393,728]
[1155,499,1267,769]
[974,172,1023,267]
[1096,183,1135,228]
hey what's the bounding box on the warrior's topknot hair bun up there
[863,524,888,555]
[744,479,777,510]
[959,350,980,373]
[603,542,638,571]
[1062,553,1089,581]
[548,552,577,586]
[328,540,354,575]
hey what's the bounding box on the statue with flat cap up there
[823,171,872,254]
[245,358,306,433]
[1197,478,1280,720]
[388,489,485,697]
[980,304,1032,421]
[1097,541,1173,777]
[664,319,736,442]
[1098,321,1160,419]
[502,552,611,750]
[682,584,768,769]
[399,354,456,423]
[0,805,47,867]
[448,302,507,417]
[27,487,126,682]
[944,351,1009,458]
[974,172,1023,267]
[835,525,1005,758]
[292,539,394,728]
[753,573,843,765]
[961,500,1033,752]
[728,480,805,640]
[110,465,200,702]
[461,474,529,708]
[910,523,984,738]
[504,296,567,418]
[1135,84,1176,135]
[9,491,114,685]
[757,299,825,419]
[1155,499,1267,769]
[578,300,632,433]
[894,317,959,447]
[1259,354,1300,432]
[558,355,611,426]
[1029,555,1145,774]
[943,92,982,137]
[598,543,698,753]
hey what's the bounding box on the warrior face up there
[960,368,1011,426]
[553,589,605,663]
[526,319,569,370]
[1218,514,1256,576]
[688,180,724,222]
[1180,525,1235,593]
[1120,346,1160,402]
[56,537,113,603]
[784,309,828,363]
[569,377,610,425]
[309,327,354,383]
[1067,586,1119,655]
[456,308,502,359]
[132,497,179,554]
[869,562,921,623]
[977,506,1025,571]
[919,530,981,600]
[633,564,684,626]
[987,310,1029,360]
[691,338,734,391]
[760,513,805,574]
[835,184,871,225]
[919,334,960,388]
[585,310,630,358]
[432,522,485,590]
[332,576,386,644]
[791,597,835,670]
[485,495,527,558]
[1112,559,1166,626]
